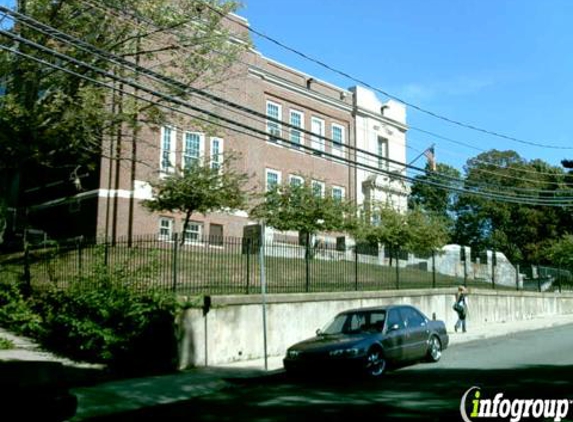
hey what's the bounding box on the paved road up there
[86,324,573,421]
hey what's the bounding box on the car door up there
[381,308,407,361]
[401,307,429,359]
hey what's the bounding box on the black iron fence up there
[0,234,570,295]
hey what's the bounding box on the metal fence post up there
[172,232,178,293]
[77,236,83,279]
[558,262,562,293]
[395,248,400,290]
[305,233,310,293]
[354,245,359,291]
[432,250,436,288]
[463,247,468,287]
[245,239,251,294]
[491,249,496,290]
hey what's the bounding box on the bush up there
[0,281,44,337]
[0,336,15,350]
[33,284,181,374]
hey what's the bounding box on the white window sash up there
[182,131,205,169]
[265,168,282,191]
[160,126,177,173]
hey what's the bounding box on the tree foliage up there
[354,204,449,256]
[250,181,356,238]
[409,162,461,232]
[451,150,570,263]
[0,0,249,171]
[143,156,249,241]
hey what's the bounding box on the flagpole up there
[408,143,435,167]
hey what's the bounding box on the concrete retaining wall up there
[177,288,573,368]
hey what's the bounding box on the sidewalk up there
[3,314,573,421]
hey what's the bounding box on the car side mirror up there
[316,328,322,336]
[388,323,400,332]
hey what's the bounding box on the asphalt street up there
[86,324,573,422]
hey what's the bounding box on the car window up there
[347,313,366,332]
[402,308,425,328]
[387,309,404,330]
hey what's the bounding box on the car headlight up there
[287,350,301,359]
[329,348,362,357]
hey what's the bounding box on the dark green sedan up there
[283,305,449,377]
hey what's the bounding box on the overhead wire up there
[198,0,573,151]
[2,11,573,206]
[78,0,572,179]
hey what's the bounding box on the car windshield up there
[321,311,386,335]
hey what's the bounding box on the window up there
[401,307,425,328]
[158,217,173,241]
[184,221,203,243]
[209,223,224,246]
[312,180,325,197]
[377,136,389,170]
[331,123,345,158]
[310,117,325,155]
[265,169,281,191]
[210,138,223,170]
[332,186,345,201]
[182,132,204,169]
[387,309,404,330]
[289,175,304,187]
[289,110,304,148]
[266,101,282,143]
[160,126,176,173]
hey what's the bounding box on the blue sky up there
[2,0,573,173]
[239,0,573,173]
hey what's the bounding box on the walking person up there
[453,285,468,333]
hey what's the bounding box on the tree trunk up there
[181,209,193,246]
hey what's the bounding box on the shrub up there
[33,284,180,374]
[0,336,15,350]
[0,280,44,337]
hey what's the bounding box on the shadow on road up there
[83,364,573,422]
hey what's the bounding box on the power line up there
[2,37,573,208]
[85,0,573,180]
[199,0,573,151]
[2,12,573,206]
[75,0,573,181]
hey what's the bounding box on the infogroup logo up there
[460,387,571,422]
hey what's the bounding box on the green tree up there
[409,162,461,227]
[0,0,249,170]
[354,204,449,258]
[548,235,573,270]
[250,180,356,247]
[143,156,249,243]
[452,150,569,263]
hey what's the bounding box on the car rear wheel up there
[426,335,442,362]
[365,347,386,377]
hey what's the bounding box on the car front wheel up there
[426,335,442,362]
[365,347,386,377]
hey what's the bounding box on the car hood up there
[289,334,374,353]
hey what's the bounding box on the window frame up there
[210,137,224,171]
[158,217,174,241]
[266,100,282,143]
[331,123,345,158]
[160,126,177,173]
[289,109,304,149]
[332,185,345,201]
[311,180,326,197]
[182,131,204,170]
[310,116,325,155]
[377,136,389,170]
[289,174,304,187]
[265,168,282,191]
[183,220,203,244]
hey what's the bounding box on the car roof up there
[337,304,415,315]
